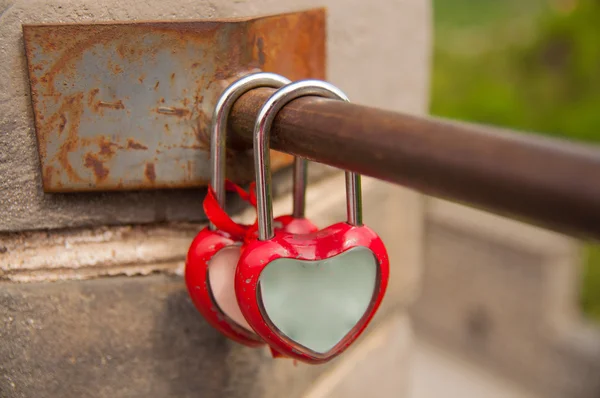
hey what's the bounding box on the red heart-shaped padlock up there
[236,222,389,362]
[185,72,318,348]
[185,72,290,347]
[186,191,318,347]
[235,80,390,363]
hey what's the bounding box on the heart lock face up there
[236,222,389,363]
[185,72,321,349]
[186,227,261,346]
[234,80,390,363]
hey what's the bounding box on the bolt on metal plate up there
[23,9,325,192]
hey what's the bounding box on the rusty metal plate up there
[23,9,325,192]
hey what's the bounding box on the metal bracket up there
[23,9,325,192]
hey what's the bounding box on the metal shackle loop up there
[254,79,363,241]
[209,72,291,231]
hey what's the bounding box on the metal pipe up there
[229,87,600,240]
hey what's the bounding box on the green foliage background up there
[431,0,600,320]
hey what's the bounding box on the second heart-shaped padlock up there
[185,72,318,348]
[235,80,390,364]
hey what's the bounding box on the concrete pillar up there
[0,1,431,396]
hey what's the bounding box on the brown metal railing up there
[228,88,600,240]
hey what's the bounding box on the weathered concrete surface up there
[0,278,418,398]
[0,173,423,397]
[0,275,327,398]
[0,163,339,283]
[0,223,198,282]
[306,315,413,398]
[408,338,538,398]
[0,171,423,298]
[0,0,431,232]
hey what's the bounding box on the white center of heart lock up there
[208,245,253,331]
[259,246,378,354]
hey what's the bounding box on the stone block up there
[0,0,431,231]
[0,275,326,398]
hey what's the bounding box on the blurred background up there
[431,0,600,323]
[406,1,600,397]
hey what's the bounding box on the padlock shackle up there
[210,72,291,231]
[254,80,362,240]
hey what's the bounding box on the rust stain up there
[99,137,120,156]
[83,152,109,182]
[193,112,211,149]
[247,8,326,81]
[88,89,126,114]
[126,139,148,150]
[164,124,170,133]
[154,81,160,90]
[179,144,203,150]
[58,114,67,135]
[144,162,156,183]
[156,106,190,117]
[98,100,125,110]
[25,24,169,97]
[88,88,99,107]
[170,73,175,83]
[43,165,54,187]
[116,43,127,59]
[256,37,266,67]
[138,74,146,84]
[52,92,85,183]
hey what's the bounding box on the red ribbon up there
[203,180,259,240]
